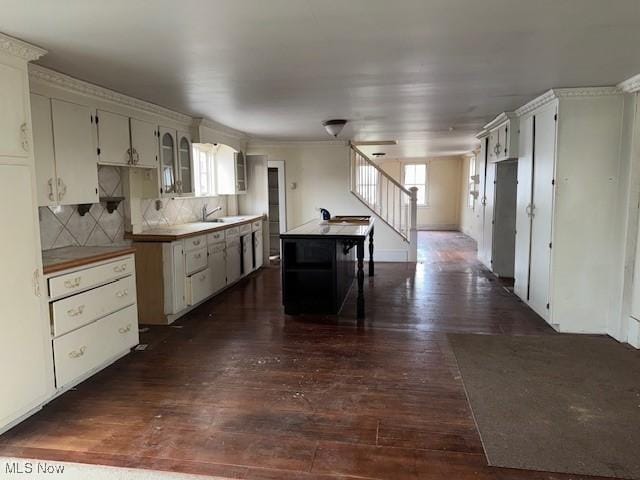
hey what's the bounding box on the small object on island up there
[319,208,331,221]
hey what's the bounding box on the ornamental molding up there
[618,73,640,93]
[29,64,194,124]
[0,33,46,62]
[248,139,348,148]
[515,87,621,117]
[483,111,517,131]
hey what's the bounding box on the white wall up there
[379,156,463,230]
[246,142,410,261]
[458,153,483,243]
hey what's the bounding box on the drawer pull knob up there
[69,346,87,359]
[64,277,81,289]
[193,240,201,245]
[118,324,132,334]
[116,289,129,298]
[67,305,85,317]
[194,253,202,259]
[113,264,127,273]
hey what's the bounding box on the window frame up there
[403,163,428,207]
[192,143,218,197]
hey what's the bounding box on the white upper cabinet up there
[50,99,99,205]
[177,132,193,195]
[216,145,247,195]
[0,62,29,158]
[130,118,159,168]
[96,110,131,166]
[484,113,519,162]
[30,93,57,206]
[159,127,177,195]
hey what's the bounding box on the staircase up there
[350,145,418,261]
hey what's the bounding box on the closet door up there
[30,93,58,206]
[476,138,488,263]
[514,115,533,300]
[528,105,557,320]
[480,161,495,270]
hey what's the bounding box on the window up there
[357,165,379,206]
[468,155,476,208]
[404,164,427,206]
[192,143,216,196]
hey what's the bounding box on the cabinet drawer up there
[209,242,226,255]
[225,227,239,239]
[240,223,252,235]
[49,256,134,299]
[187,268,212,305]
[51,275,136,337]
[185,247,207,275]
[53,304,138,388]
[207,231,225,244]
[184,235,206,252]
[252,220,262,232]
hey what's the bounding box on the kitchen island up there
[280,216,374,319]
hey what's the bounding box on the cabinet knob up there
[20,123,30,152]
[64,276,81,289]
[115,289,128,298]
[67,305,85,317]
[113,264,127,273]
[69,346,87,359]
[118,324,132,334]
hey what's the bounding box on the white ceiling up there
[1,0,639,158]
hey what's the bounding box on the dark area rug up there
[448,334,640,479]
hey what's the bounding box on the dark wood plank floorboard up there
[0,232,611,479]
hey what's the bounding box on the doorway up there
[267,160,286,258]
[491,159,518,278]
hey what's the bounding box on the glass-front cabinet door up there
[177,133,193,195]
[235,151,247,193]
[159,128,177,195]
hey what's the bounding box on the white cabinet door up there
[528,105,557,320]
[130,118,159,168]
[177,132,193,195]
[209,243,227,293]
[0,164,53,431]
[480,161,495,270]
[51,99,99,205]
[0,63,29,158]
[514,115,533,300]
[235,151,247,193]
[487,130,498,163]
[159,127,177,194]
[30,93,58,206]
[226,239,242,284]
[97,110,132,166]
[253,230,263,269]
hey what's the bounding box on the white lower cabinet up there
[242,233,253,276]
[227,238,242,284]
[53,304,138,388]
[187,268,212,305]
[209,241,227,294]
[253,230,263,270]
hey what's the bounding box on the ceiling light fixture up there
[322,119,347,138]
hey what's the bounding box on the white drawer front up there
[207,231,225,244]
[239,223,252,235]
[187,268,212,305]
[52,275,136,337]
[184,235,206,252]
[185,247,207,275]
[53,304,138,388]
[225,227,239,239]
[252,220,262,232]
[49,256,134,299]
[209,242,226,255]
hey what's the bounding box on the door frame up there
[267,160,287,233]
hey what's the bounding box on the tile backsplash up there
[39,165,229,251]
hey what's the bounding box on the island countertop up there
[125,214,265,242]
[280,217,374,239]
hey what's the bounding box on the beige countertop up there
[125,215,265,242]
[42,245,136,275]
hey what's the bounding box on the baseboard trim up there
[417,224,459,231]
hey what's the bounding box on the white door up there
[226,240,242,284]
[528,105,557,320]
[253,231,263,269]
[51,99,99,205]
[209,243,227,293]
[0,164,53,431]
[130,118,159,168]
[97,110,132,166]
[169,242,186,314]
[480,161,495,270]
[242,234,253,275]
[30,94,58,206]
[0,63,29,158]
[514,115,534,300]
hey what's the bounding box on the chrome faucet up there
[202,205,222,221]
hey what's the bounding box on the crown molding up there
[483,111,517,131]
[248,139,348,148]
[618,73,640,93]
[0,33,46,62]
[29,64,193,124]
[515,87,621,117]
[193,117,248,141]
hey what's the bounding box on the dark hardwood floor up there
[0,232,608,479]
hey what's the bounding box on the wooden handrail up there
[350,145,414,198]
